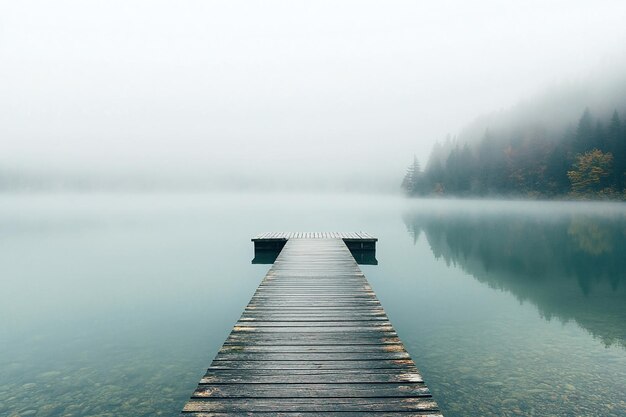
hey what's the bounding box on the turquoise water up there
[1,194,625,417]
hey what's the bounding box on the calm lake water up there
[1,193,625,417]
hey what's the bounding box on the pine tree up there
[607,111,625,191]
[573,108,594,155]
[401,156,422,195]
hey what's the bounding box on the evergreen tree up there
[545,142,570,194]
[607,111,625,190]
[425,158,445,194]
[401,156,423,195]
[594,121,607,152]
[573,108,594,155]
[477,130,508,194]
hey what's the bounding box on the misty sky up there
[2,0,626,189]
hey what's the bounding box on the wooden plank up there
[192,383,430,398]
[242,309,387,314]
[234,321,393,327]
[183,413,443,417]
[230,327,396,333]
[183,398,439,412]
[238,316,390,321]
[224,335,403,345]
[181,236,440,416]
[218,344,407,353]
[214,352,411,361]
[199,372,424,384]
[208,359,417,370]
[250,294,378,298]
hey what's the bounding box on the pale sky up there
[1,0,626,189]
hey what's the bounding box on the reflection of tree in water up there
[567,216,613,255]
[404,209,626,349]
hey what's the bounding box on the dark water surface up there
[1,193,625,417]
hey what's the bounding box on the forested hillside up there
[403,78,626,199]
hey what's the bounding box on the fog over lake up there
[2,1,626,190]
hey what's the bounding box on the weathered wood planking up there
[181,237,442,416]
[252,232,377,240]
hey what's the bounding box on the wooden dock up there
[181,234,442,416]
